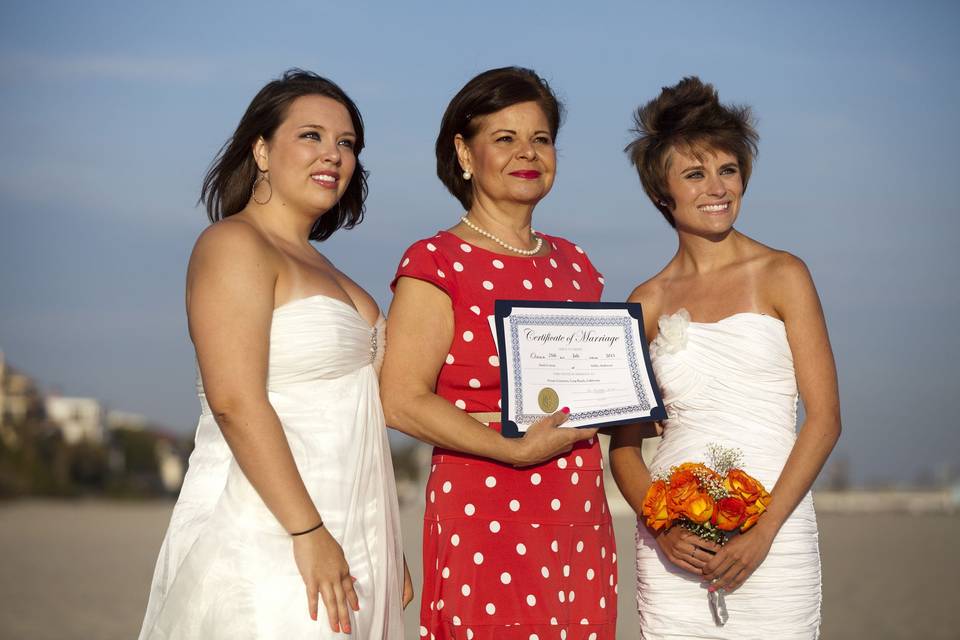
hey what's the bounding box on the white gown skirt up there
[139,300,403,639]
[636,312,822,639]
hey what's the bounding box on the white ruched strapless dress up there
[635,311,821,639]
[139,295,404,640]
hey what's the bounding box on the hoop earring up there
[462,170,472,181]
[252,171,272,205]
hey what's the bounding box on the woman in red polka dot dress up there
[381,67,617,640]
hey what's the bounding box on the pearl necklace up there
[460,215,543,256]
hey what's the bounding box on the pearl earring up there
[462,170,472,181]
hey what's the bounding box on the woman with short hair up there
[382,66,618,639]
[610,77,840,639]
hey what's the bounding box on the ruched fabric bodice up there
[650,312,799,490]
[635,311,821,639]
[141,295,402,640]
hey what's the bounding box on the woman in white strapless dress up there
[139,70,409,639]
[610,77,841,639]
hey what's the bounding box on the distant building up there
[0,351,45,426]
[106,410,148,431]
[45,396,105,444]
[1,351,6,424]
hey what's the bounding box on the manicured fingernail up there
[561,406,570,414]
[310,612,317,621]
[708,585,717,593]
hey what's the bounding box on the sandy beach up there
[1,499,957,639]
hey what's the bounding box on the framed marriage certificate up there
[494,301,666,437]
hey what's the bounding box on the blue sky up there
[1,1,958,484]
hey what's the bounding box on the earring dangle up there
[462,170,472,181]
[252,171,272,205]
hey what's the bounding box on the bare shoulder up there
[628,277,661,306]
[734,234,811,289]
[755,248,819,319]
[628,268,672,339]
[191,216,274,264]
[763,249,814,288]
[186,217,279,306]
[627,266,671,318]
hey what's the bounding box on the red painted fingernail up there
[561,406,570,414]
[310,612,317,621]
[708,585,717,593]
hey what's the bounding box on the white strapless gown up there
[636,311,821,639]
[139,295,404,639]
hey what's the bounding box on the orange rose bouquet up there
[642,444,771,545]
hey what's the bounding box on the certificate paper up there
[495,301,665,437]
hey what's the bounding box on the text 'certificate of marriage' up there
[494,301,665,437]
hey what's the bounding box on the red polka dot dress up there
[392,230,618,640]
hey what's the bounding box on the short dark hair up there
[625,77,759,227]
[436,67,564,210]
[200,69,368,241]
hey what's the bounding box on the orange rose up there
[665,470,700,520]
[711,496,747,531]
[740,490,772,532]
[642,480,670,532]
[674,462,713,476]
[724,469,767,506]
[680,491,715,524]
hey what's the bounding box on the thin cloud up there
[0,51,219,83]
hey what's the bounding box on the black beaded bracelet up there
[290,521,324,536]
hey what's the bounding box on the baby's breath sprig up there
[697,472,728,501]
[707,443,743,476]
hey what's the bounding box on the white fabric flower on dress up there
[652,308,691,355]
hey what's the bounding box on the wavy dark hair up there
[436,66,564,210]
[200,69,368,241]
[625,77,759,227]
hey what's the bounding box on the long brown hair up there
[200,69,368,241]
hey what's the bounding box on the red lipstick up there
[509,170,541,179]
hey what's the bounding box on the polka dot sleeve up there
[391,237,460,302]
[578,245,606,289]
[552,236,606,292]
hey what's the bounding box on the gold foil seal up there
[537,387,559,413]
